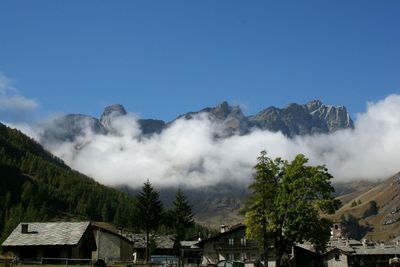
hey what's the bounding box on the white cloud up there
[0,72,38,122]
[0,96,38,110]
[11,94,400,189]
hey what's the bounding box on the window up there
[240,237,246,246]
[228,238,234,246]
[334,254,340,261]
[242,253,248,261]
[246,252,251,261]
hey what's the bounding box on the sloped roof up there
[354,246,397,255]
[1,222,91,247]
[126,234,175,249]
[91,222,134,244]
[180,241,200,249]
[296,238,399,256]
[197,223,245,246]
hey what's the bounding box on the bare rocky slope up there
[329,173,400,241]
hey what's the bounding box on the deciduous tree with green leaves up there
[131,180,164,262]
[244,151,341,267]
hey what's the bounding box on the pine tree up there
[169,189,194,267]
[170,189,194,241]
[131,180,164,262]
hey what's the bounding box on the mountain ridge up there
[41,100,354,142]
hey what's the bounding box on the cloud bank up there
[9,94,400,189]
[0,72,38,122]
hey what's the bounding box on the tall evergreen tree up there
[244,151,341,267]
[170,189,194,241]
[169,189,194,267]
[131,180,164,262]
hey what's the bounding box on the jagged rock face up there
[207,101,250,135]
[138,119,166,135]
[175,101,250,135]
[306,100,353,132]
[177,100,353,137]
[100,104,128,133]
[248,100,354,137]
[42,114,106,143]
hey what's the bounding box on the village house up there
[91,222,134,264]
[180,240,203,267]
[126,233,178,264]
[295,238,400,267]
[196,224,273,267]
[1,221,96,264]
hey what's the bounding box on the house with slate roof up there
[1,222,96,264]
[197,224,266,267]
[294,238,400,267]
[126,234,177,264]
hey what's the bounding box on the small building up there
[197,224,267,267]
[294,238,400,267]
[1,221,96,264]
[180,240,203,267]
[127,234,176,263]
[91,222,134,264]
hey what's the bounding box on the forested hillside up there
[0,123,136,243]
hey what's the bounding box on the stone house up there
[295,238,400,267]
[91,222,134,264]
[1,221,96,264]
[197,224,269,267]
[126,233,177,264]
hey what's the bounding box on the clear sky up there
[1,0,399,122]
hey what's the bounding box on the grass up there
[0,265,92,267]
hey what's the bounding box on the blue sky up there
[1,0,399,122]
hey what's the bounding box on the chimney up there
[21,223,29,234]
[362,239,367,248]
[221,225,227,233]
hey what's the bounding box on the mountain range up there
[41,100,354,143]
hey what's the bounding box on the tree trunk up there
[275,234,282,267]
[263,231,268,267]
[146,229,150,263]
[275,250,283,267]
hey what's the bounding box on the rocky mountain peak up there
[101,104,127,119]
[249,100,353,137]
[306,100,323,112]
[210,101,237,120]
[100,104,127,132]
